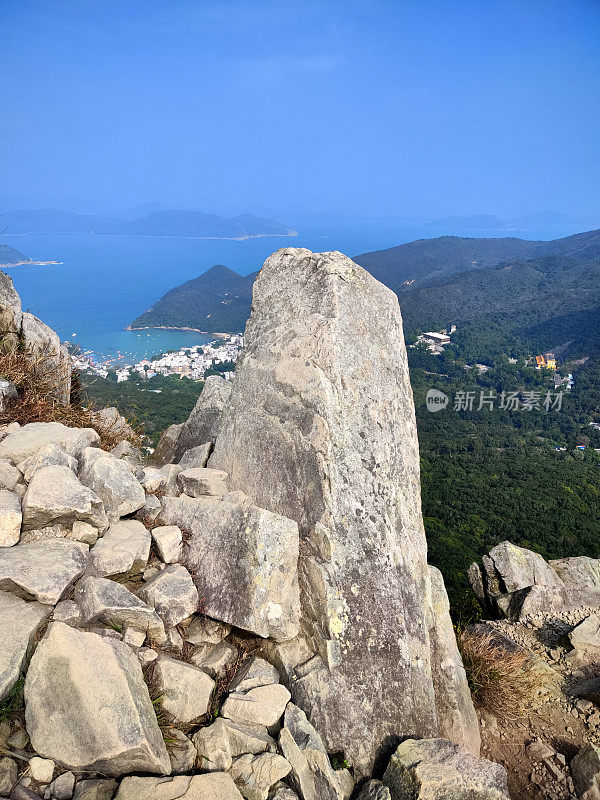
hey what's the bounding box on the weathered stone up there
[427,566,480,755]
[12,784,45,800]
[222,684,290,729]
[0,540,88,604]
[0,459,22,492]
[486,541,564,596]
[185,616,231,646]
[160,496,300,641]
[0,423,99,464]
[207,248,472,774]
[90,408,135,444]
[224,721,276,757]
[357,780,391,800]
[0,378,17,414]
[152,655,215,724]
[136,495,162,526]
[136,468,166,495]
[196,642,237,678]
[0,591,51,700]
[0,272,24,351]
[193,719,232,772]
[178,443,212,470]
[78,449,145,524]
[151,526,182,564]
[0,489,21,546]
[111,440,143,468]
[18,443,77,483]
[278,703,346,800]
[271,786,299,800]
[87,521,150,578]
[72,779,118,800]
[21,311,71,406]
[550,556,600,589]
[382,738,510,799]
[113,774,244,800]
[0,756,17,795]
[230,752,291,800]
[170,376,232,463]
[177,468,228,498]
[23,466,106,532]
[75,577,165,644]
[570,614,600,658]
[158,465,182,497]
[29,755,55,783]
[48,771,75,800]
[168,729,197,775]
[69,521,99,545]
[25,622,170,776]
[571,743,600,800]
[229,657,279,694]
[53,600,82,627]
[137,564,199,627]
[150,424,184,467]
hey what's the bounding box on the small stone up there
[177,468,228,498]
[229,657,279,693]
[0,756,18,795]
[87,520,150,579]
[168,730,197,775]
[178,444,212,469]
[48,771,75,800]
[196,642,237,678]
[0,460,22,492]
[222,684,291,728]
[151,526,182,564]
[52,600,82,627]
[193,719,232,772]
[68,521,98,546]
[137,564,199,628]
[229,752,291,800]
[29,757,55,784]
[152,655,215,724]
[186,616,231,646]
[136,495,162,526]
[72,779,118,800]
[0,489,22,546]
[122,627,146,648]
[136,468,166,495]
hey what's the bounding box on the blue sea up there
[2,220,583,366]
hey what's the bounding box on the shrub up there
[458,627,541,720]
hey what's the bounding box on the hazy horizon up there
[2,0,599,221]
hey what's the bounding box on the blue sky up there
[1,0,599,219]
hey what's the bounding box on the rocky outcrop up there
[382,738,510,799]
[208,248,476,774]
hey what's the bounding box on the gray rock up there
[178,443,212,469]
[113,774,244,800]
[0,378,17,414]
[550,556,600,589]
[89,408,135,444]
[48,771,75,800]
[111,440,144,469]
[0,489,21,547]
[357,781,391,800]
[170,376,231,463]
[382,738,510,799]
[168,729,197,775]
[52,600,82,627]
[270,786,299,800]
[12,785,44,800]
[224,721,276,757]
[151,654,215,724]
[229,752,291,800]
[149,424,184,467]
[278,703,347,800]
[193,719,232,772]
[570,614,600,659]
[75,577,165,644]
[20,311,71,406]
[78,449,145,524]
[185,616,231,646]
[72,779,118,800]
[207,248,472,775]
[137,564,199,628]
[136,495,162,527]
[195,642,237,678]
[87,521,150,578]
[160,496,300,641]
[0,540,88,604]
[177,468,228,498]
[229,657,279,694]
[571,743,600,800]
[0,423,99,464]
[0,460,22,492]
[0,756,17,795]
[427,566,480,755]
[158,465,182,498]
[486,541,563,595]
[0,591,51,700]
[24,622,170,777]
[68,521,99,546]
[0,272,23,351]
[222,684,291,728]
[150,526,182,564]
[18,444,77,484]
[22,466,106,532]
[136,468,166,495]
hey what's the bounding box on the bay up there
[2,220,581,365]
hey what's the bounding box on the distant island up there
[0,208,296,239]
[0,244,60,268]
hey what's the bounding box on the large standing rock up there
[0,423,99,464]
[78,449,145,524]
[24,622,171,776]
[382,739,510,799]
[21,311,71,406]
[0,539,88,604]
[427,566,480,756]
[22,465,107,531]
[208,248,475,774]
[160,495,300,641]
[0,591,51,700]
[0,272,24,352]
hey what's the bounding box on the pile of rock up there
[0,250,512,800]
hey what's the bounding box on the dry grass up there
[0,347,143,451]
[459,628,542,720]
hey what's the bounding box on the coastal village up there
[71,333,243,382]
